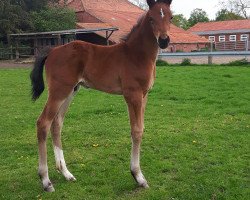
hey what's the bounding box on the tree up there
[216,9,244,21]
[219,0,250,19]
[172,14,189,30]
[128,0,148,10]
[0,0,75,43]
[31,6,76,32]
[188,8,209,28]
[10,0,59,11]
[0,0,33,43]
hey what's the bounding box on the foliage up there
[219,0,250,19]
[180,58,192,66]
[0,44,12,60]
[156,59,169,66]
[215,9,244,21]
[176,49,184,52]
[172,14,189,30]
[0,0,33,43]
[188,8,209,28]
[0,0,75,44]
[224,58,249,66]
[10,0,59,12]
[0,67,249,199]
[30,6,76,32]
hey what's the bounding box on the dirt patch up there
[0,60,34,69]
[162,55,250,64]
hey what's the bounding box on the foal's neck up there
[126,13,159,63]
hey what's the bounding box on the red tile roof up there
[86,9,143,42]
[76,22,115,41]
[80,0,142,12]
[170,25,208,43]
[189,19,250,33]
[64,0,208,44]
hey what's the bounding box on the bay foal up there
[31,0,173,192]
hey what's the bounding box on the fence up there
[0,46,34,60]
[158,51,250,65]
[1,39,250,61]
[213,40,249,51]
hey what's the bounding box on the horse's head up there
[147,0,172,49]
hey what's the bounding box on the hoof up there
[67,175,76,182]
[44,183,55,192]
[131,169,149,189]
[139,182,149,188]
[64,171,76,182]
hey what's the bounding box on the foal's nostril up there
[158,36,170,49]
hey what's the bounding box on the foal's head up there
[147,0,173,49]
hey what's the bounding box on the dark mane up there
[122,14,146,42]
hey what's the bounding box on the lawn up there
[0,66,249,200]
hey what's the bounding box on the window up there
[241,34,249,41]
[219,35,226,42]
[229,35,236,42]
[209,36,215,42]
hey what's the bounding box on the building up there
[62,0,208,52]
[188,20,250,51]
[9,27,118,59]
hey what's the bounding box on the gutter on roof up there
[192,29,250,35]
[170,42,209,44]
[9,28,119,37]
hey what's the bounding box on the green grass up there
[0,66,249,200]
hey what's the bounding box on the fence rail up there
[0,46,52,60]
[214,40,249,51]
[159,51,250,57]
[1,40,250,61]
[158,51,250,65]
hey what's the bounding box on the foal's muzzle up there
[158,36,170,49]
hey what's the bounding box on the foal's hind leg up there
[37,86,73,192]
[51,91,76,181]
[124,91,149,188]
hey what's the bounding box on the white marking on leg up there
[160,8,165,19]
[131,140,149,188]
[54,146,76,181]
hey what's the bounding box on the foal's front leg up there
[125,91,149,188]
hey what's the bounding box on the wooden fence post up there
[208,55,213,65]
[15,39,20,60]
[34,37,38,56]
[10,45,13,60]
[7,34,13,60]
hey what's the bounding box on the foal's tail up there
[30,47,51,101]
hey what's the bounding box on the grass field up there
[0,66,249,200]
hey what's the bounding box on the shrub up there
[180,58,191,66]
[31,6,76,32]
[226,59,249,66]
[156,59,169,66]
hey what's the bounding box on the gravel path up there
[162,55,250,64]
[0,55,249,69]
[0,60,33,69]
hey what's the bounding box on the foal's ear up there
[146,0,156,8]
[147,0,173,8]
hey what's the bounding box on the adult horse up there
[31,0,173,192]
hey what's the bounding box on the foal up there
[31,0,173,192]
